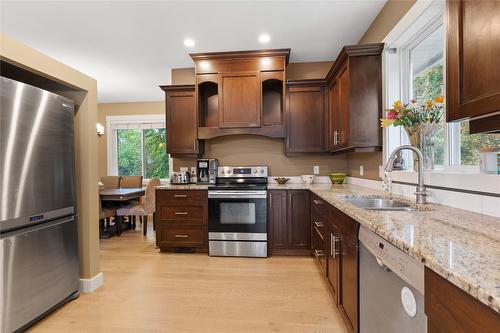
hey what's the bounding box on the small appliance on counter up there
[197,158,218,184]
[208,166,268,257]
[170,171,190,184]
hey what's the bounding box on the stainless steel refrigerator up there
[0,77,80,332]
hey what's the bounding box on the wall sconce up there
[96,123,105,137]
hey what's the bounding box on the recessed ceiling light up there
[259,34,271,44]
[184,38,195,48]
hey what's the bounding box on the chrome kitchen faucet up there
[385,145,429,205]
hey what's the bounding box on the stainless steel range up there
[208,166,268,257]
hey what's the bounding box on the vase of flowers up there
[381,97,445,170]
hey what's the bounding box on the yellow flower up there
[425,100,434,109]
[393,100,403,109]
[380,118,395,128]
[434,96,444,104]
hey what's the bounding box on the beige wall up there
[286,61,333,80]
[97,101,164,178]
[171,67,195,85]
[358,0,416,44]
[170,60,334,85]
[174,136,347,176]
[348,0,416,180]
[0,33,100,280]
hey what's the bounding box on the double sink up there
[341,196,416,211]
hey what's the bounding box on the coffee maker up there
[197,159,218,184]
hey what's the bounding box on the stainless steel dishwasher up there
[359,226,427,333]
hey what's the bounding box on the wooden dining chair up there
[101,176,121,189]
[120,176,143,188]
[99,196,117,237]
[119,175,144,227]
[116,177,161,236]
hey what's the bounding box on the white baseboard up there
[80,272,103,293]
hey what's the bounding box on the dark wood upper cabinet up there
[262,71,285,127]
[446,0,500,131]
[219,71,261,128]
[159,85,201,156]
[191,49,290,139]
[326,43,383,153]
[285,80,327,153]
[328,78,340,151]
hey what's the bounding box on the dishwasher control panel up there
[359,226,424,294]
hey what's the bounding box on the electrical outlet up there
[313,166,320,175]
[359,165,364,176]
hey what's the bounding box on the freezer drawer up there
[0,216,80,333]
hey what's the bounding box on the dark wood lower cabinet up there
[155,190,208,252]
[268,190,287,252]
[326,224,340,306]
[268,190,310,255]
[311,193,359,333]
[425,267,500,333]
[338,233,358,333]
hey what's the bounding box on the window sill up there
[380,168,500,195]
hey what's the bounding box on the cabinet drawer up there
[156,190,207,205]
[311,194,329,217]
[161,206,204,220]
[312,224,327,272]
[160,226,205,246]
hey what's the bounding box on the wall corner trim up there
[80,272,103,293]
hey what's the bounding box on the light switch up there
[360,165,364,176]
[313,166,320,175]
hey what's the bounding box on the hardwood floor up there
[30,222,348,333]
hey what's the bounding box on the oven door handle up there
[208,191,267,199]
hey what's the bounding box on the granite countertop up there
[280,183,499,312]
[156,184,209,190]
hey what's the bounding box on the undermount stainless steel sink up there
[342,196,415,211]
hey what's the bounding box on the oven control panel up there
[218,166,268,178]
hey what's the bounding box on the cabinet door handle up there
[333,130,338,146]
[175,234,189,238]
[331,234,340,258]
[314,221,324,228]
[174,194,187,198]
[174,212,188,215]
[314,249,324,258]
[313,200,323,205]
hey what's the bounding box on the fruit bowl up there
[329,173,347,184]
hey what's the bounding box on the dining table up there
[99,187,145,237]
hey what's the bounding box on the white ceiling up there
[0,1,386,103]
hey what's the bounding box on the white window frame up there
[106,114,172,181]
[380,0,500,194]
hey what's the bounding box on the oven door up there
[208,190,267,237]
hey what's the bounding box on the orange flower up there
[425,100,434,109]
[434,96,444,103]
